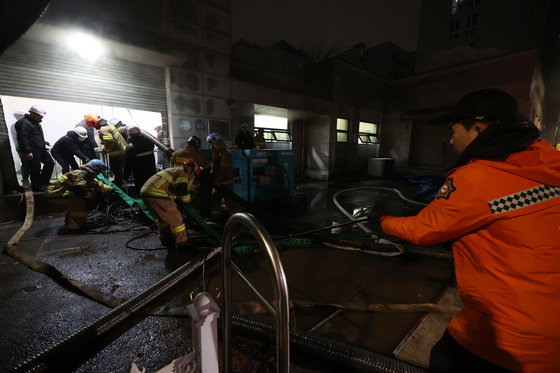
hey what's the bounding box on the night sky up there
[231,0,422,54]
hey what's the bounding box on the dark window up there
[449,19,461,40]
[465,14,477,36]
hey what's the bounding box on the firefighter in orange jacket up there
[140,161,196,249]
[378,89,560,373]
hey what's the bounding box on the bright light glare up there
[65,31,104,61]
[254,114,288,129]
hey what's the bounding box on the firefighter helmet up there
[187,136,201,149]
[127,125,141,135]
[206,132,221,144]
[184,160,196,170]
[183,160,200,176]
[86,159,106,172]
[84,114,100,128]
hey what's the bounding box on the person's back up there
[211,139,233,185]
[51,129,89,173]
[124,127,157,193]
[235,124,254,149]
[171,145,207,165]
[254,129,266,149]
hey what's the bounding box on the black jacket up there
[235,131,254,149]
[124,133,156,181]
[15,115,46,153]
[51,130,89,161]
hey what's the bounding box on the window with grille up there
[465,14,477,36]
[357,121,378,144]
[449,19,461,40]
[254,114,291,142]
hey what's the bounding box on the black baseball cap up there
[431,88,520,125]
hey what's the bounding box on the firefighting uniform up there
[170,145,210,205]
[99,123,127,186]
[140,167,194,248]
[381,140,560,373]
[210,141,237,218]
[46,165,112,229]
[253,133,266,149]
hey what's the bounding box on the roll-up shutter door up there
[0,39,168,131]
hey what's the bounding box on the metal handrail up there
[222,212,290,373]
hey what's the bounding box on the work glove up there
[165,148,175,157]
[368,204,389,226]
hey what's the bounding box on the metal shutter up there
[0,39,167,129]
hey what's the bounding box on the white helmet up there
[127,125,141,135]
[13,110,26,120]
[108,117,122,126]
[29,105,46,116]
[74,126,88,139]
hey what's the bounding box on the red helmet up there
[183,161,200,176]
[85,114,100,128]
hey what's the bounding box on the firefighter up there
[123,125,157,196]
[170,136,209,168]
[109,117,128,142]
[46,159,113,234]
[170,136,211,213]
[85,114,127,188]
[253,128,267,149]
[140,161,197,249]
[206,132,238,222]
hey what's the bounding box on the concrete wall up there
[384,50,540,174]
[415,0,547,73]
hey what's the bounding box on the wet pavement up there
[0,175,455,372]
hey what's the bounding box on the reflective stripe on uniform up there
[141,188,170,198]
[179,194,191,203]
[488,184,560,215]
[171,224,186,234]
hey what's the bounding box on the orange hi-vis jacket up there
[381,140,560,373]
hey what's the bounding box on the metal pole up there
[222,212,290,373]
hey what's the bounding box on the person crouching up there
[140,162,197,249]
[46,159,113,234]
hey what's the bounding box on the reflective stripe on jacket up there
[170,146,210,168]
[99,124,127,157]
[140,166,193,203]
[46,169,112,198]
[381,140,560,373]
